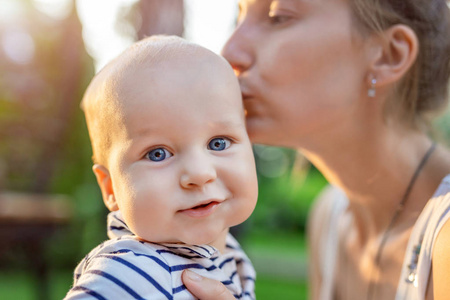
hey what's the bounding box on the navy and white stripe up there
[65,211,256,299]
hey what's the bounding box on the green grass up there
[242,229,307,256]
[241,229,309,299]
[256,275,308,300]
[0,270,35,300]
[0,269,73,300]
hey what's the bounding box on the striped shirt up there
[65,211,256,299]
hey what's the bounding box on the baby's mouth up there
[179,201,222,218]
[191,201,218,210]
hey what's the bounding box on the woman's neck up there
[301,125,439,236]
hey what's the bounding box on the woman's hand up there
[182,270,235,300]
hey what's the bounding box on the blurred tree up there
[0,0,93,194]
[136,0,184,38]
[0,1,94,299]
[116,0,184,42]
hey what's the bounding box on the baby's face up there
[105,54,258,247]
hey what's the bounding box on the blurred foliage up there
[0,1,92,193]
[434,107,450,146]
[0,0,106,273]
[249,145,327,234]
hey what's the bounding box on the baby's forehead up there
[86,35,241,127]
[113,39,226,89]
[116,42,236,101]
[142,51,226,84]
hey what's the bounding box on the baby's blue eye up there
[208,138,231,151]
[146,148,172,162]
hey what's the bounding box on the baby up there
[64,36,258,299]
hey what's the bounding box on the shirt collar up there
[107,210,219,258]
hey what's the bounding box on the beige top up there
[309,175,450,300]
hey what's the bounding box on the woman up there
[182,0,450,299]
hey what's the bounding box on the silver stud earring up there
[368,77,377,98]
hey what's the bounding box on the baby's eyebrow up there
[208,119,245,129]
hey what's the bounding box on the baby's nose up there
[180,157,217,189]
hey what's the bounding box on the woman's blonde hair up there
[351,0,450,130]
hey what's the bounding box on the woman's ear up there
[92,164,119,211]
[367,24,418,87]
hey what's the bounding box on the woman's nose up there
[222,23,254,76]
[180,156,217,189]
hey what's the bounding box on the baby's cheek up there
[127,210,157,241]
[231,166,258,216]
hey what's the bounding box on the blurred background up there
[0,0,448,299]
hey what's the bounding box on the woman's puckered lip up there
[241,92,253,100]
[238,80,254,100]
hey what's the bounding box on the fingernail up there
[186,270,202,282]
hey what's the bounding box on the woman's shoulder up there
[427,176,450,299]
[421,174,450,228]
[308,184,348,230]
[434,174,450,194]
[307,184,349,299]
[400,174,450,299]
[428,173,450,242]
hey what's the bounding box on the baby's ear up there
[92,164,119,211]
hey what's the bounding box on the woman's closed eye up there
[146,148,173,162]
[268,11,292,25]
[208,137,232,151]
[268,0,302,26]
